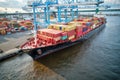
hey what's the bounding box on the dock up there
[0,31,32,61]
[0,48,22,61]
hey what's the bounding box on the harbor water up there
[0,16,120,80]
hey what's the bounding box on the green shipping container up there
[61,36,67,40]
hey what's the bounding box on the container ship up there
[20,15,106,60]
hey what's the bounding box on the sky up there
[0,0,27,8]
[105,0,120,4]
[0,0,120,8]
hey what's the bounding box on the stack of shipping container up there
[43,17,105,45]
[21,17,106,49]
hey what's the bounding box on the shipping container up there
[48,24,54,29]
[0,29,6,35]
[67,30,76,37]
[38,29,63,38]
[61,36,67,40]
[76,31,82,38]
[61,32,67,36]
[68,35,75,40]
[68,21,81,25]
[82,27,88,32]
[54,24,76,31]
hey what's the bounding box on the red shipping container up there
[76,26,83,37]
[61,32,67,36]
[76,26,83,31]
[39,29,63,38]
[77,19,83,21]
[76,31,83,38]
[67,30,76,37]
[38,34,51,42]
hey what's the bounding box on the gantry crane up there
[28,0,104,24]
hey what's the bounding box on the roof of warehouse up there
[0,7,29,14]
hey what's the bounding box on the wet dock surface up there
[0,31,32,51]
[0,16,120,80]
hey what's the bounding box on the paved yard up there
[0,31,33,52]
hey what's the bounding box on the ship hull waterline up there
[27,23,106,60]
